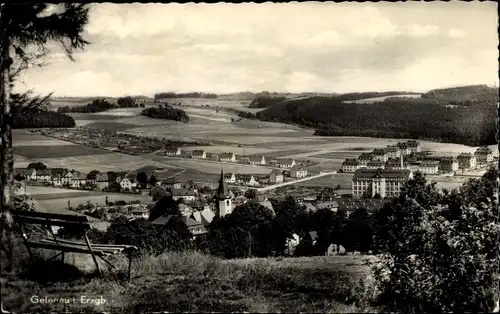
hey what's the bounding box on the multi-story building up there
[269,170,283,183]
[290,166,308,178]
[474,146,494,164]
[439,157,459,173]
[396,142,411,156]
[366,160,385,170]
[352,168,412,198]
[385,158,409,170]
[407,140,422,153]
[357,153,373,166]
[384,146,401,159]
[457,153,477,169]
[419,160,439,174]
[371,149,388,162]
[341,159,360,173]
[71,172,87,188]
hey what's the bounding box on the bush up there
[370,169,500,313]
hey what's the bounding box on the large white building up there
[419,160,439,174]
[341,159,360,173]
[457,153,477,169]
[352,168,412,198]
[474,146,494,164]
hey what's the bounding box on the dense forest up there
[248,95,287,108]
[141,105,190,123]
[57,97,138,113]
[13,108,76,128]
[254,86,498,146]
[154,92,218,99]
[422,84,497,104]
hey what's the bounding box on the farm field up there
[344,93,422,104]
[179,145,279,156]
[14,145,111,159]
[34,154,178,173]
[295,173,353,189]
[151,156,274,175]
[35,192,152,212]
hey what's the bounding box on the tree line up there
[154,92,218,99]
[57,97,139,113]
[140,104,190,123]
[254,96,496,146]
[13,108,76,128]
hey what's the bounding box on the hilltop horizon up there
[49,83,497,99]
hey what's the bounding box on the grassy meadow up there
[1,250,379,313]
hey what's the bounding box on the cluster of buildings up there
[14,168,90,189]
[342,141,496,199]
[165,147,304,170]
[151,169,276,238]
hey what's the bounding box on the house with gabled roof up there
[95,173,109,190]
[165,147,181,156]
[249,155,266,165]
[171,188,196,201]
[219,152,236,162]
[191,150,207,159]
[396,142,411,156]
[70,171,87,188]
[120,175,137,191]
[439,156,459,173]
[236,174,259,186]
[224,172,236,183]
[269,169,283,184]
[290,166,308,178]
[163,177,182,190]
[278,158,296,169]
[366,160,385,170]
[384,146,401,159]
[35,169,52,182]
[341,159,360,173]
[51,173,62,187]
[14,168,35,181]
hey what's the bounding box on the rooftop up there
[353,168,412,180]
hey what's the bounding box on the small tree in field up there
[370,169,500,313]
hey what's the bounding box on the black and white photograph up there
[1,2,499,313]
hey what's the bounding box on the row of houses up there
[342,143,495,174]
[165,147,298,169]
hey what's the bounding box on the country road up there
[257,171,337,192]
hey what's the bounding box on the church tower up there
[216,168,232,217]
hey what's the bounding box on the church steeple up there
[216,167,230,200]
[216,167,232,217]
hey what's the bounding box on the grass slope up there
[2,251,377,313]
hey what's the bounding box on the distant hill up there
[422,85,498,104]
[252,86,497,146]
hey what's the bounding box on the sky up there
[17,2,499,97]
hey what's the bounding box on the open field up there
[35,154,179,173]
[14,145,111,159]
[151,157,274,175]
[344,93,422,104]
[35,192,152,212]
[2,252,375,313]
[24,185,93,196]
[179,145,278,155]
[295,173,353,189]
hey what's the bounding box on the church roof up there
[216,168,231,199]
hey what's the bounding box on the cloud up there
[448,28,468,38]
[404,24,440,37]
[16,2,499,96]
